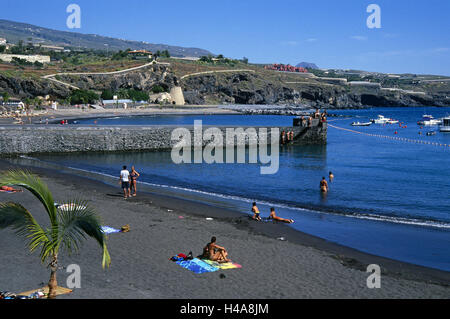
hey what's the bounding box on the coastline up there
[0,106,238,125]
[0,159,448,299]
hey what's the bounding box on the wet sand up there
[0,161,449,299]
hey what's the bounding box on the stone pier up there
[0,122,326,156]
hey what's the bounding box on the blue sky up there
[2,0,450,75]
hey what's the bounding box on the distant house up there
[265,64,308,73]
[33,44,65,52]
[0,38,6,46]
[348,81,381,88]
[1,98,23,108]
[128,50,153,60]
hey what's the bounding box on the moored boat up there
[371,115,399,124]
[440,117,450,132]
[351,121,372,127]
[418,115,442,126]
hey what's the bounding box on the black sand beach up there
[0,159,449,299]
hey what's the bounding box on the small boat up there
[426,131,436,136]
[386,119,399,124]
[351,121,372,127]
[440,117,450,132]
[418,115,442,126]
[371,115,399,124]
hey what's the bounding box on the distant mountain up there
[0,19,213,57]
[296,62,319,69]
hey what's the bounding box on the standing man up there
[120,166,131,199]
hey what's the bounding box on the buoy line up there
[328,123,450,148]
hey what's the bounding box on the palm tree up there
[0,170,111,299]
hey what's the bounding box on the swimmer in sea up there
[320,177,329,193]
[329,171,334,182]
[269,207,294,224]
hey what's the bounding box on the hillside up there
[1,55,449,109]
[0,19,213,57]
[0,40,449,108]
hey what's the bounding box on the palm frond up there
[0,170,58,235]
[0,202,51,256]
[57,200,111,269]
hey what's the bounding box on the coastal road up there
[180,69,255,80]
[41,61,171,90]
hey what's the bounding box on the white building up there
[0,54,51,64]
[0,38,6,46]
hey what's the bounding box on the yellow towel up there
[19,286,73,297]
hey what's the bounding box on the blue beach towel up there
[101,226,121,234]
[175,258,219,274]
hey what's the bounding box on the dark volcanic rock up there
[182,72,450,108]
[0,74,71,99]
[58,64,178,92]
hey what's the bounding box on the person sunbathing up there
[0,186,23,193]
[202,237,230,263]
[269,208,294,224]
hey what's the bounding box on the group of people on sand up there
[117,165,333,265]
[119,165,141,199]
[251,202,294,224]
[196,204,296,264]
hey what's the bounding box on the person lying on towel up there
[0,186,23,193]
[202,237,231,263]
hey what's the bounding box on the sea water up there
[32,107,450,271]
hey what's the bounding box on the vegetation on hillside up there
[68,89,99,105]
[101,88,149,101]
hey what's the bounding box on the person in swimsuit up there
[202,237,230,263]
[280,131,286,145]
[130,166,140,197]
[269,208,294,224]
[252,202,261,221]
[329,171,334,182]
[320,177,329,193]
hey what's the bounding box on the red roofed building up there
[265,64,308,73]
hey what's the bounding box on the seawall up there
[0,122,326,156]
